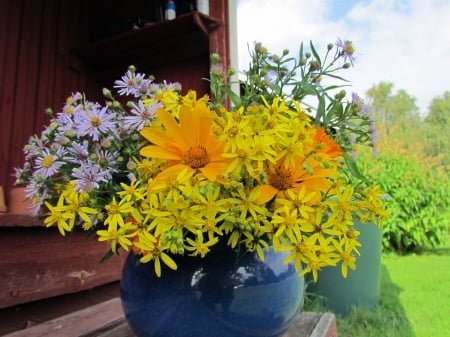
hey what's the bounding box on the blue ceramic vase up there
[120,246,304,337]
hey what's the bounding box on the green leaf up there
[99,249,116,263]
[310,40,321,65]
[222,87,242,107]
[343,152,367,181]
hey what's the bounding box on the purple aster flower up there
[75,106,117,141]
[24,181,48,216]
[151,81,182,94]
[33,147,66,178]
[72,163,110,193]
[351,92,370,115]
[67,140,90,164]
[114,70,145,97]
[336,38,356,66]
[264,70,278,88]
[123,100,163,131]
[369,118,379,156]
[95,149,119,174]
[61,93,84,116]
[136,78,154,97]
[24,135,45,160]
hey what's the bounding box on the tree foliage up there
[358,143,450,253]
[424,91,450,166]
[366,82,420,141]
[361,83,450,253]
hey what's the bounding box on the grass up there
[303,240,450,337]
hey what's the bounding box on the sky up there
[236,0,450,115]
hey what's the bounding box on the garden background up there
[304,82,450,337]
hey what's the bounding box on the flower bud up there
[300,58,307,66]
[101,138,112,148]
[128,65,136,73]
[305,52,311,59]
[327,43,334,50]
[309,60,320,71]
[343,63,351,69]
[335,90,346,100]
[127,161,137,170]
[102,88,112,99]
[283,48,289,56]
[210,53,221,65]
[271,54,280,63]
[64,129,76,138]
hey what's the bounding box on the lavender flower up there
[15,68,180,216]
[72,163,110,193]
[74,105,117,141]
[33,147,66,178]
[369,119,379,156]
[114,69,146,97]
[95,149,119,174]
[124,100,163,131]
[67,140,90,164]
[336,38,356,66]
[351,92,370,115]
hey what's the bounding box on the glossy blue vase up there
[120,246,304,337]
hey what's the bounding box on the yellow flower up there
[140,99,230,182]
[97,221,137,253]
[44,196,73,236]
[117,180,146,202]
[62,189,98,228]
[277,186,317,219]
[255,156,337,204]
[104,197,137,231]
[186,230,219,257]
[218,108,251,152]
[333,240,359,278]
[135,231,178,277]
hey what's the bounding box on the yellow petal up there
[158,109,190,148]
[140,144,182,160]
[161,252,178,271]
[255,185,278,204]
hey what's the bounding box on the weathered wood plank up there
[4,295,338,337]
[3,298,125,337]
[0,225,125,309]
[310,313,338,337]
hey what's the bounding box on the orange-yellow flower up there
[312,127,342,158]
[140,100,230,182]
[256,156,338,204]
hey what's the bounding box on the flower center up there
[90,116,101,127]
[344,44,355,55]
[42,155,54,168]
[183,145,209,169]
[269,166,294,190]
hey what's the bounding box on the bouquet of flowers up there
[15,39,387,280]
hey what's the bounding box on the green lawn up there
[304,241,450,337]
[382,247,450,337]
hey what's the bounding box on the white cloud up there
[236,0,450,115]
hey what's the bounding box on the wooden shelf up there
[2,298,338,337]
[74,12,220,70]
[0,214,44,228]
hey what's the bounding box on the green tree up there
[362,84,450,252]
[366,82,421,142]
[424,91,450,166]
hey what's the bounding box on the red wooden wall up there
[0,0,230,207]
[0,0,89,200]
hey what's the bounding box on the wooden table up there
[4,298,337,337]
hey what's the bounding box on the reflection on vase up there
[121,246,304,337]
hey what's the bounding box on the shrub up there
[358,141,450,253]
